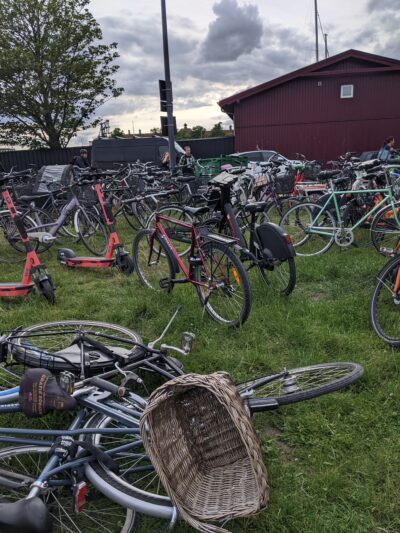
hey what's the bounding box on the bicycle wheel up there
[23,207,54,253]
[370,203,400,255]
[0,211,38,263]
[146,204,193,257]
[84,412,174,526]
[280,201,336,256]
[8,320,143,374]
[264,197,298,225]
[133,229,175,291]
[75,209,108,256]
[370,255,400,346]
[237,362,363,411]
[0,445,138,533]
[122,198,152,231]
[195,240,251,327]
[258,256,296,296]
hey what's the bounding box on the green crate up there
[194,155,248,179]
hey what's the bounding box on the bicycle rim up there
[258,256,296,295]
[0,445,138,533]
[133,229,175,291]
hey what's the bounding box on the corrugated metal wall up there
[233,62,400,163]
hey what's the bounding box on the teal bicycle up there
[279,163,400,256]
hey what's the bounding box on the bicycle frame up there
[308,186,400,235]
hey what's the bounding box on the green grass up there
[0,226,399,533]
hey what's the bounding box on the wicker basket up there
[273,168,296,195]
[140,372,269,533]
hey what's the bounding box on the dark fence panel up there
[0,146,92,171]
[0,136,235,171]
[176,136,235,158]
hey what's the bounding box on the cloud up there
[200,0,263,62]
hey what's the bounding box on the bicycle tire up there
[264,197,298,225]
[0,445,139,533]
[370,203,400,255]
[146,204,193,257]
[279,201,336,256]
[84,413,175,523]
[370,255,400,346]
[133,229,176,291]
[8,320,143,374]
[237,362,364,411]
[74,209,108,256]
[122,198,152,231]
[23,207,54,253]
[258,256,296,296]
[194,240,251,327]
[0,211,38,263]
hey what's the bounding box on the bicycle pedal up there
[159,277,171,289]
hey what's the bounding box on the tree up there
[209,122,224,137]
[110,127,124,138]
[176,127,193,140]
[191,125,207,139]
[0,0,123,149]
[150,127,161,135]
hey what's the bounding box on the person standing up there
[378,136,396,162]
[179,145,196,174]
[72,148,90,168]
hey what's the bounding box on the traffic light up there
[159,80,167,112]
[160,116,177,137]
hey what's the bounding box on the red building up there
[219,49,400,163]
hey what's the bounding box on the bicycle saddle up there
[357,159,381,170]
[0,497,52,532]
[19,368,76,418]
[183,206,209,217]
[244,202,268,213]
[318,170,341,180]
[175,176,196,183]
[18,192,52,202]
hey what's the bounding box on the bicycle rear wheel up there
[146,205,193,257]
[195,240,251,327]
[133,229,176,291]
[75,209,108,256]
[280,202,336,256]
[258,256,296,295]
[370,204,400,255]
[237,362,363,412]
[7,320,143,375]
[0,211,38,263]
[0,445,138,533]
[370,255,400,346]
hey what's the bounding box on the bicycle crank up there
[334,228,354,247]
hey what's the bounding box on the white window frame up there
[340,84,354,99]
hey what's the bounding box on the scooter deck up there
[63,257,115,268]
[0,283,34,297]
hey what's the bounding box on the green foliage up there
[175,127,193,140]
[209,121,224,137]
[0,0,123,149]
[191,125,207,139]
[150,127,161,135]
[110,127,124,138]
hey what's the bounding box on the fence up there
[0,136,235,171]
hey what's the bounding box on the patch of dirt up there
[263,425,293,454]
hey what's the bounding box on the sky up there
[75,0,400,144]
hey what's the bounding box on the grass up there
[0,224,399,533]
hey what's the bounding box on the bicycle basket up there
[273,168,296,195]
[140,372,269,533]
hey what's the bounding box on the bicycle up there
[280,162,400,256]
[0,312,363,532]
[132,208,252,327]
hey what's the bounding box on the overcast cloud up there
[74,0,400,142]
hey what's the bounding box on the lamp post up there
[160,0,175,170]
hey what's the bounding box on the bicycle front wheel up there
[370,255,400,346]
[7,320,143,375]
[75,209,108,256]
[237,362,363,412]
[195,240,251,327]
[280,202,336,256]
[0,445,138,533]
[133,229,175,291]
[370,203,400,255]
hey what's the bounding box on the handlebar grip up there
[88,377,126,397]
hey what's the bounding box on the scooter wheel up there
[36,277,56,304]
[117,254,135,276]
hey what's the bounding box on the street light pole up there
[160,0,175,171]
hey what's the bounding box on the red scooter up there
[58,175,134,274]
[0,175,55,301]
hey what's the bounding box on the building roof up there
[219,49,400,117]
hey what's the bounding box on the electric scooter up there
[57,174,134,274]
[0,175,55,301]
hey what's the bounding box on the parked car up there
[231,150,301,176]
